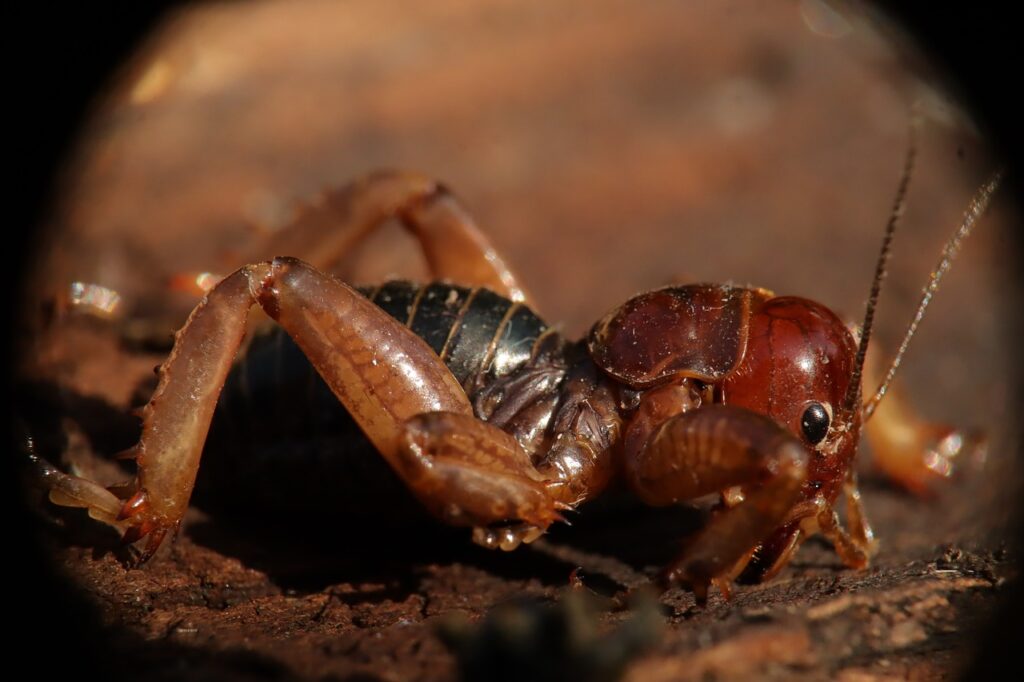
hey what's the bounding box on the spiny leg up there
[240,169,532,303]
[29,267,262,559]
[623,404,809,603]
[43,257,477,560]
[396,412,565,550]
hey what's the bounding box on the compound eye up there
[800,402,831,445]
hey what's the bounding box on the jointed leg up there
[738,469,877,585]
[624,404,809,602]
[841,469,877,557]
[241,170,532,303]
[41,257,556,560]
[397,412,567,550]
[41,267,265,557]
[862,345,983,495]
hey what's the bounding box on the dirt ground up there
[17,2,1022,680]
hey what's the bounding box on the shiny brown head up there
[720,296,859,503]
[589,281,864,513]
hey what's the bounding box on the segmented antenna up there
[840,134,917,418]
[862,168,1003,420]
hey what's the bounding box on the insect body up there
[36,166,1001,602]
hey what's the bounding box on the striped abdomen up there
[199,281,555,520]
[355,281,552,391]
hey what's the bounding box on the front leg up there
[624,405,810,603]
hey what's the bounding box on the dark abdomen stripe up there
[364,280,419,324]
[489,303,551,380]
[357,281,547,390]
[439,287,511,388]
[408,283,473,356]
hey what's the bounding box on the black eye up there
[801,402,830,445]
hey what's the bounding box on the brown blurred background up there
[17,1,1021,680]
[35,0,1012,427]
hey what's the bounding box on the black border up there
[7,2,1021,677]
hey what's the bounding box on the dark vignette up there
[6,1,1021,678]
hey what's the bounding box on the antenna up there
[840,131,917,418]
[863,168,1003,420]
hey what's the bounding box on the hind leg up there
[236,170,532,303]
[37,257,556,560]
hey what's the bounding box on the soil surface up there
[17,2,1021,680]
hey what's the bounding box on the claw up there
[137,528,169,564]
[114,488,171,562]
[122,529,165,568]
[658,558,738,606]
[120,515,172,565]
